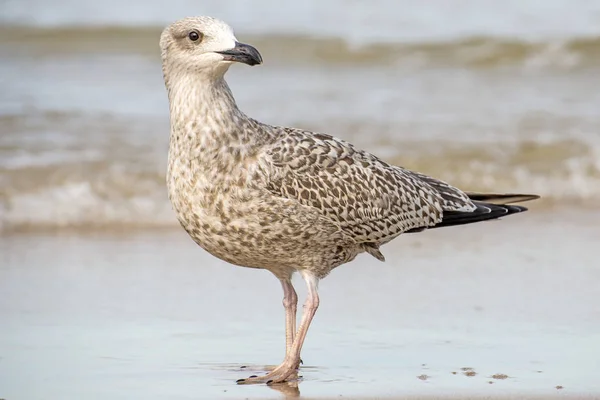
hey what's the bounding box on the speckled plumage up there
[165,78,481,278]
[160,16,539,385]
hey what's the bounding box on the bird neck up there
[167,74,242,135]
[165,71,268,178]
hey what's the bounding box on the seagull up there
[159,16,539,385]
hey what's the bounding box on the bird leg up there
[237,271,320,385]
[281,278,298,360]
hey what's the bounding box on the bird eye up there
[188,31,202,42]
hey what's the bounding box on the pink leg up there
[281,278,298,357]
[237,271,319,384]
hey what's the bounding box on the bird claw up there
[236,361,300,385]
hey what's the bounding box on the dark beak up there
[217,42,263,66]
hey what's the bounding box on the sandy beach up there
[1,207,599,399]
[2,1,600,398]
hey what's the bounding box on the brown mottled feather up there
[161,17,538,279]
[264,128,475,247]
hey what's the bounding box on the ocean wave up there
[1,26,599,70]
[1,136,599,233]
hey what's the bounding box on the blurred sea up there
[1,0,600,232]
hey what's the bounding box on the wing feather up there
[264,128,475,244]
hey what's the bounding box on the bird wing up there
[263,127,476,244]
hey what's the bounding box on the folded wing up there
[264,128,479,245]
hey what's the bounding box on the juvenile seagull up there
[160,16,539,385]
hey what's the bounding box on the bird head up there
[160,16,262,79]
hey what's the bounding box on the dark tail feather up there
[463,192,540,205]
[433,201,528,229]
[407,193,539,232]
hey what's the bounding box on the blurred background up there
[2,2,600,399]
[1,0,600,232]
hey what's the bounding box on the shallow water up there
[1,211,599,399]
[1,1,600,231]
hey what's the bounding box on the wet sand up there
[1,208,599,399]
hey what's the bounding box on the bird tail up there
[402,193,538,233]
[463,192,540,205]
[431,193,539,229]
